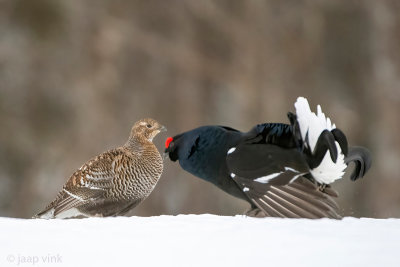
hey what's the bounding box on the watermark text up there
[6,254,62,265]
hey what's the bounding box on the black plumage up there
[165,117,371,219]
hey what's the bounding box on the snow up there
[1,215,399,267]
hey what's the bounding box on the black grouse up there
[165,97,371,219]
[34,118,166,219]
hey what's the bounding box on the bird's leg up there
[320,184,339,197]
[318,183,327,191]
[245,207,266,218]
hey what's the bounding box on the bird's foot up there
[244,207,267,218]
[321,184,339,198]
[318,183,327,191]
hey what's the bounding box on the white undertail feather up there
[36,207,84,219]
[36,209,55,219]
[294,97,346,184]
[53,208,84,219]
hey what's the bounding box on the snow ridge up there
[1,215,399,267]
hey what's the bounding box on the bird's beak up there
[159,125,167,133]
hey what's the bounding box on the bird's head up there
[131,118,167,142]
[164,134,182,161]
[164,126,231,162]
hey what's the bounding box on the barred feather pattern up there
[34,118,164,219]
[73,144,163,202]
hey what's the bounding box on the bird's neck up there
[124,135,151,152]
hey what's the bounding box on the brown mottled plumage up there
[34,118,166,219]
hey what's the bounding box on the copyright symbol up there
[7,254,15,263]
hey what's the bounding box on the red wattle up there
[165,137,173,148]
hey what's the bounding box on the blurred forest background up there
[0,0,399,219]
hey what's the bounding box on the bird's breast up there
[110,148,163,200]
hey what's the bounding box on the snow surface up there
[1,215,399,267]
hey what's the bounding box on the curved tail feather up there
[291,97,347,184]
[345,146,372,181]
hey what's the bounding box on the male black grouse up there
[165,97,371,219]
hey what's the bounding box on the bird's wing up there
[245,123,297,148]
[37,149,126,218]
[226,143,341,219]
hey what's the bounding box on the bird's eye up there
[146,124,152,128]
